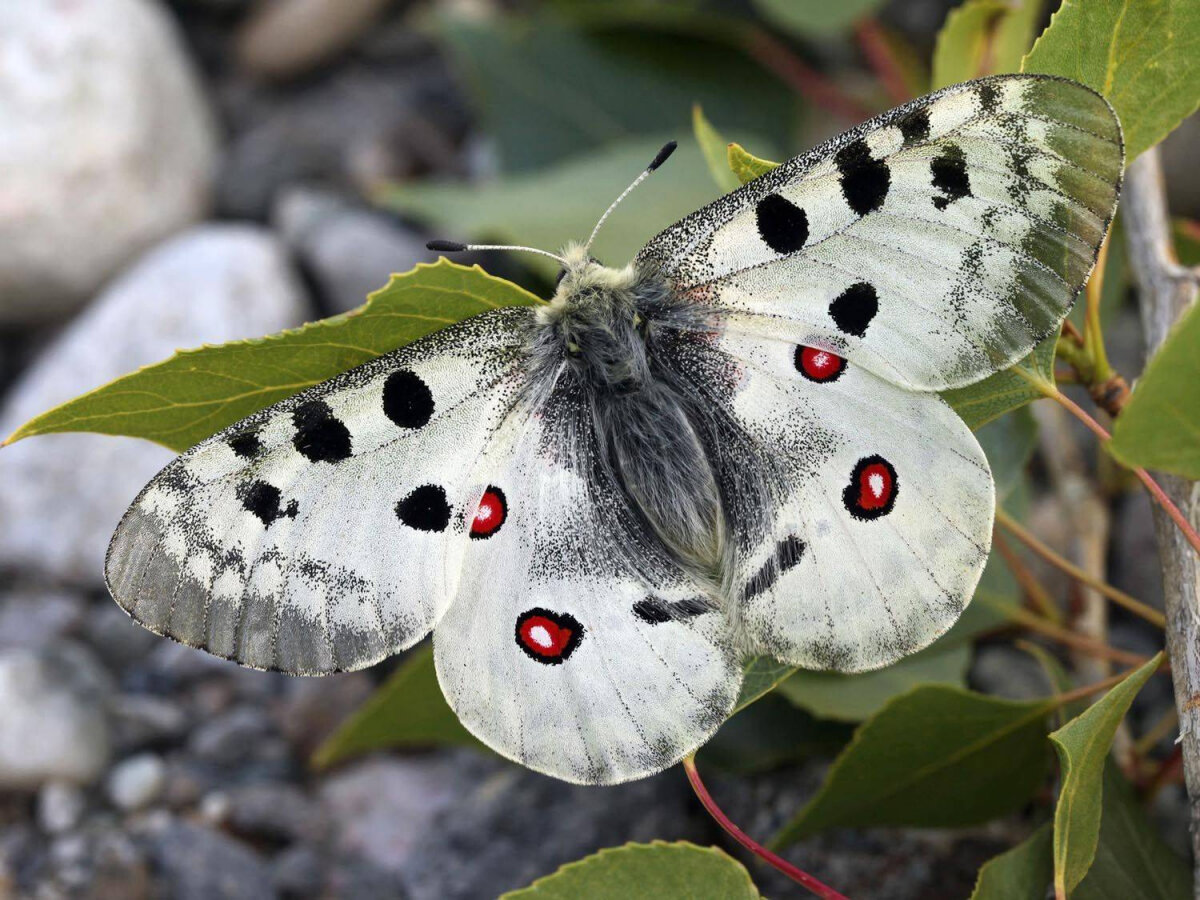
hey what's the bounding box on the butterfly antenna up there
[425,240,567,266]
[583,140,677,254]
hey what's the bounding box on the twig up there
[1123,147,1200,888]
[682,756,850,899]
[994,531,1063,622]
[995,508,1166,627]
[1010,608,1152,667]
[853,19,910,105]
[744,27,875,122]
[1051,659,1166,708]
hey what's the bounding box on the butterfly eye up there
[555,268,568,287]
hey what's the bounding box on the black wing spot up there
[897,108,931,145]
[383,369,435,429]
[829,282,878,337]
[292,400,352,463]
[775,535,806,572]
[228,430,263,459]
[931,144,971,211]
[756,194,810,254]
[237,480,299,526]
[835,139,891,216]
[633,596,711,625]
[977,82,1000,115]
[743,536,806,602]
[395,484,452,532]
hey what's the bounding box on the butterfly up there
[106,74,1122,785]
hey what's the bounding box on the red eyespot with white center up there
[843,455,898,520]
[515,608,583,664]
[470,486,507,539]
[794,345,846,382]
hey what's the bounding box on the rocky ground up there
[0,1,1192,897]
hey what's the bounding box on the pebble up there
[0,0,216,323]
[0,590,85,651]
[110,695,190,753]
[273,186,433,313]
[140,818,275,900]
[0,647,112,789]
[204,783,328,846]
[36,781,86,835]
[0,225,310,585]
[236,0,398,80]
[187,706,274,766]
[107,754,167,812]
[271,844,326,898]
[274,671,374,757]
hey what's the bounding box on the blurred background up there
[0,0,1196,897]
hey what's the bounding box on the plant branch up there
[853,19,910,105]
[1010,608,1152,666]
[682,756,849,899]
[1050,658,1167,709]
[995,508,1166,627]
[743,27,875,122]
[1123,146,1200,890]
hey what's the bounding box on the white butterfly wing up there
[640,74,1122,391]
[106,308,533,674]
[433,374,741,785]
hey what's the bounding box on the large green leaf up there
[1050,653,1164,897]
[310,643,483,770]
[932,0,1043,89]
[727,142,779,185]
[1023,0,1200,160]
[976,406,1039,500]
[379,137,735,281]
[752,0,887,37]
[776,641,971,722]
[700,694,853,774]
[734,656,798,712]
[970,824,1053,900]
[3,262,540,452]
[501,841,761,899]
[773,686,1053,844]
[693,105,740,193]
[434,14,795,173]
[1073,763,1191,900]
[942,335,1057,430]
[1108,302,1200,479]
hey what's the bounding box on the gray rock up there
[271,844,326,899]
[110,695,190,753]
[36,781,86,835]
[140,818,274,900]
[401,759,709,898]
[0,225,309,585]
[236,0,398,80]
[274,670,374,757]
[969,644,1057,701]
[273,187,433,314]
[0,590,85,651]
[107,754,167,811]
[326,857,409,900]
[203,783,328,845]
[0,0,217,323]
[0,646,112,789]
[86,604,161,674]
[188,706,274,766]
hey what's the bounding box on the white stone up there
[0,226,310,584]
[0,649,111,789]
[38,780,87,834]
[107,753,167,811]
[0,0,218,323]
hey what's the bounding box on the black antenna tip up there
[426,240,468,252]
[647,141,678,172]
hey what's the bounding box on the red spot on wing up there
[795,346,846,382]
[843,455,898,520]
[515,609,583,664]
[470,486,507,539]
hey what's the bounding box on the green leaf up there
[970,824,1053,900]
[773,686,1053,844]
[932,0,1043,89]
[379,137,733,280]
[1073,763,1191,900]
[4,262,539,452]
[976,406,1039,500]
[1023,0,1200,159]
[700,694,853,774]
[752,0,887,37]
[310,643,484,770]
[1050,652,1164,897]
[501,841,761,899]
[434,14,796,173]
[941,334,1057,430]
[777,641,971,723]
[727,142,779,185]
[734,656,798,712]
[693,105,740,193]
[1108,302,1200,479]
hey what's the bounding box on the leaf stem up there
[853,19,911,105]
[1010,608,1152,666]
[744,28,875,122]
[994,531,1063,623]
[1045,389,1200,557]
[995,508,1166,627]
[1050,658,1166,709]
[1083,238,1114,384]
[682,756,850,900]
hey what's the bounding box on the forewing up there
[105,308,533,674]
[640,75,1122,391]
[659,328,992,673]
[433,371,741,785]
